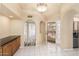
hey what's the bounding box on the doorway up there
[24,21,36,46]
[47,22,56,43]
[73,17,79,48]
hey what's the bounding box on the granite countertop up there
[0,36,20,47]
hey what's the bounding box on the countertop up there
[0,36,20,47]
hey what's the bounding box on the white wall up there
[0,15,10,39]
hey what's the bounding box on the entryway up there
[47,20,61,50]
[24,20,36,46]
[47,22,56,43]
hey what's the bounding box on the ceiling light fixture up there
[37,3,47,13]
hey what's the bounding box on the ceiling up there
[0,4,21,19]
[19,3,62,20]
[0,3,79,20]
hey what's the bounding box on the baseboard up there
[62,48,74,51]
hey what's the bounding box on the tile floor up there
[14,42,79,56]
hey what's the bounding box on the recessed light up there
[9,16,13,18]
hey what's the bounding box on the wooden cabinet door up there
[3,43,12,56]
[16,37,20,49]
[11,40,17,54]
[0,47,2,56]
[11,37,20,55]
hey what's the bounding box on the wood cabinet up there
[0,36,20,56]
[3,42,12,56]
[11,37,20,55]
[0,47,2,56]
[16,37,20,49]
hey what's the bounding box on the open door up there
[47,22,56,43]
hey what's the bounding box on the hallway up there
[1,3,79,56]
[14,42,79,56]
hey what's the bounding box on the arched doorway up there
[24,20,36,46]
[61,9,78,48]
[47,22,56,43]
